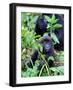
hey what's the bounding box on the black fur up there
[35,15,47,36]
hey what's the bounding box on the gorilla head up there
[41,33,54,57]
[35,15,47,36]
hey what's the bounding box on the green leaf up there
[53,24,62,30]
[21,66,39,77]
[56,66,64,75]
[45,15,51,23]
[51,33,59,45]
[50,67,58,72]
[54,19,59,24]
[51,15,59,24]
[52,14,55,20]
[47,24,51,29]
[50,66,64,75]
[55,51,64,62]
[48,56,54,61]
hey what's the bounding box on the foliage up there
[50,66,64,75]
[54,51,64,62]
[21,66,39,77]
[45,15,62,31]
[21,12,41,31]
[51,32,60,45]
[21,27,41,50]
[21,13,64,77]
[45,15,62,45]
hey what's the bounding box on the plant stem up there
[39,52,50,76]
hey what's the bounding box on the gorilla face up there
[37,16,47,29]
[41,34,53,53]
[35,15,47,36]
[43,40,52,53]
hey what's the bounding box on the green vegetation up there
[21,12,64,77]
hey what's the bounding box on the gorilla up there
[21,33,55,69]
[41,33,54,59]
[38,33,55,69]
[35,14,64,51]
[54,15,64,51]
[35,15,47,36]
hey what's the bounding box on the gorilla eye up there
[45,40,50,43]
[43,41,49,45]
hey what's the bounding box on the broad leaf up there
[51,33,60,45]
[53,24,62,30]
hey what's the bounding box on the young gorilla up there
[41,34,54,59]
[38,33,55,69]
[22,34,55,70]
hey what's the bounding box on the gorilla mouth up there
[45,47,50,52]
